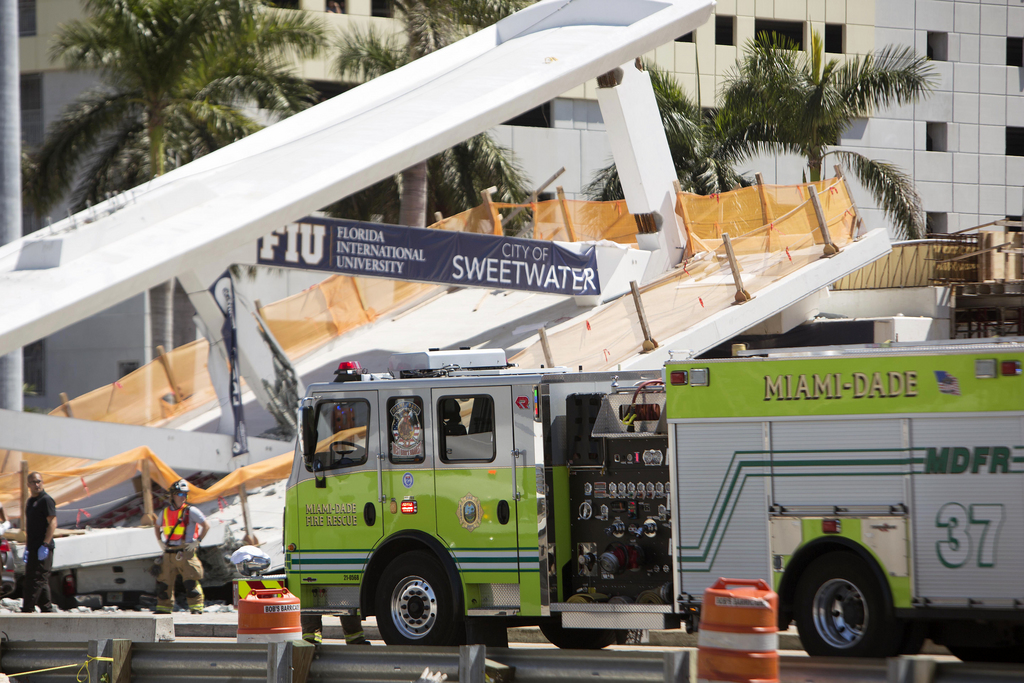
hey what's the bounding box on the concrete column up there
[596,60,685,283]
[0,0,24,411]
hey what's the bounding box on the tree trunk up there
[399,161,428,227]
[808,156,822,183]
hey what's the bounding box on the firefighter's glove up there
[37,546,50,561]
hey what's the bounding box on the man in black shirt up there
[22,472,57,613]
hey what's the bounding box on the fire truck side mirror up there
[299,402,317,462]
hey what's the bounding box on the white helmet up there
[170,479,189,495]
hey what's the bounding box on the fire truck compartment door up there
[431,385,520,583]
[294,390,383,589]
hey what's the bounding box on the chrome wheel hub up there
[812,578,867,649]
[391,576,437,639]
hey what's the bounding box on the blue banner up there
[256,217,600,296]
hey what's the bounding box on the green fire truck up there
[284,341,1024,660]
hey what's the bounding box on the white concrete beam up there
[0,409,288,471]
[596,60,686,281]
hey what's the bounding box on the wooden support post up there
[155,345,184,403]
[721,233,752,304]
[140,459,156,526]
[809,189,840,257]
[111,639,132,683]
[20,461,29,527]
[755,172,772,227]
[502,166,564,229]
[538,328,555,368]
[834,164,864,236]
[555,186,578,242]
[291,640,315,683]
[630,281,658,352]
[59,392,73,418]
[480,186,501,235]
[240,484,258,546]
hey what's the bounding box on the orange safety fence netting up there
[511,180,858,371]
[0,446,293,518]
[430,198,641,245]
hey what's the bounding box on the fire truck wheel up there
[794,552,903,658]
[538,620,616,649]
[376,551,461,646]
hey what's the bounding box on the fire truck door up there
[294,391,383,588]
[377,390,435,539]
[431,386,520,583]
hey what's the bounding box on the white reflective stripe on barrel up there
[697,629,779,652]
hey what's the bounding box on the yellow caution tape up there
[8,655,113,682]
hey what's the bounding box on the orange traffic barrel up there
[697,578,779,683]
[237,587,302,643]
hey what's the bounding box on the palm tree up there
[24,0,324,213]
[722,31,936,239]
[584,62,752,201]
[22,0,325,352]
[332,0,530,228]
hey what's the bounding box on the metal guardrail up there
[1,640,1021,683]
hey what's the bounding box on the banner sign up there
[256,217,601,297]
[210,271,249,457]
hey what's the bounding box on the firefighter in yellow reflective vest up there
[153,479,210,614]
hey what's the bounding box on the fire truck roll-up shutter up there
[769,419,909,509]
[910,415,1024,607]
[673,422,770,598]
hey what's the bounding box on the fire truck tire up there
[794,552,903,658]
[538,620,616,650]
[376,551,462,646]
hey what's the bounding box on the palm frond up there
[334,25,407,81]
[830,150,925,240]
[22,89,139,214]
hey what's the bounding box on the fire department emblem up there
[390,399,423,459]
[457,493,482,531]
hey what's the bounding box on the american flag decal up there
[934,371,961,396]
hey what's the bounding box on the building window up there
[18,0,36,37]
[926,212,948,234]
[326,0,345,12]
[1007,127,1024,157]
[754,19,803,50]
[1009,37,1023,68]
[438,396,495,463]
[927,32,948,61]
[118,360,141,378]
[371,0,391,17]
[675,32,693,43]
[23,340,44,396]
[926,122,947,152]
[20,74,43,149]
[502,102,551,128]
[715,15,734,46]
[824,24,843,54]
